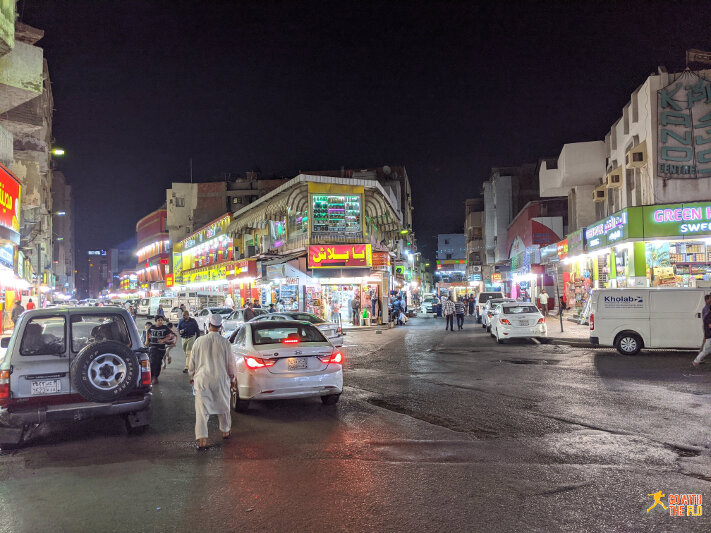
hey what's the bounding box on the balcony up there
[0,41,43,114]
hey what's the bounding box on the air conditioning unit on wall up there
[626,140,648,168]
[593,185,607,202]
[606,166,623,188]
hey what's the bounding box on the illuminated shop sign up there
[0,163,20,244]
[584,208,643,251]
[182,213,231,250]
[311,194,362,235]
[88,250,107,256]
[308,244,372,269]
[657,72,711,178]
[557,239,568,260]
[644,202,711,237]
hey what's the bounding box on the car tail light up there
[0,369,10,401]
[319,351,343,364]
[590,313,594,331]
[140,359,151,386]
[245,356,277,369]
[500,318,511,325]
[537,318,545,324]
[282,338,300,344]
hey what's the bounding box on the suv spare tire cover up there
[71,341,140,403]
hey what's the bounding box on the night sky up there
[20,1,711,259]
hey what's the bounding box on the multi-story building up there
[51,170,74,295]
[0,22,54,295]
[0,15,53,309]
[464,198,485,287]
[166,173,290,245]
[136,207,170,292]
[107,247,135,293]
[435,233,467,298]
[171,173,408,325]
[539,67,711,316]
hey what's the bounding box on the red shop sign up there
[0,163,21,238]
[308,244,373,269]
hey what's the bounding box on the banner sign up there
[643,202,711,237]
[308,244,372,269]
[0,163,20,243]
[657,72,711,178]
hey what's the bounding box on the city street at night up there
[1,318,709,532]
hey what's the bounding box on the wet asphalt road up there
[0,317,710,532]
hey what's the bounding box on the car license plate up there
[519,320,529,326]
[287,358,308,370]
[31,380,61,395]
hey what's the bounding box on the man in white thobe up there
[188,313,237,449]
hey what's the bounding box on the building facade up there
[170,173,410,325]
[136,208,170,291]
[50,170,74,295]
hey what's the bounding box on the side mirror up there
[0,337,9,348]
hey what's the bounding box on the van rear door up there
[650,290,704,349]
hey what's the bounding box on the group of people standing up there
[441,296,468,331]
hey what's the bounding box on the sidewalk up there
[543,311,592,345]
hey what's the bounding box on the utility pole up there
[189,158,193,183]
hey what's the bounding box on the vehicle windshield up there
[285,313,326,324]
[503,305,539,314]
[210,307,234,315]
[140,299,149,306]
[251,323,327,345]
[478,293,502,303]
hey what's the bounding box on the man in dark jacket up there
[351,294,361,326]
[243,302,256,322]
[179,310,201,374]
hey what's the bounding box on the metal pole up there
[555,264,564,333]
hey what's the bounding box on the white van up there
[589,288,705,355]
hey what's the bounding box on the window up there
[21,316,66,356]
[288,209,308,239]
[446,253,452,260]
[175,197,185,207]
[503,305,539,314]
[233,326,246,347]
[251,323,326,345]
[70,314,130,353]
[444,239,450,245]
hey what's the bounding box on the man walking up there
[693,302,711,367]
[11,299,24,328]
[145,315,174,384]
[455,298,466,330]
[442,296,455,332]
[351,293,361,326]
[178,309,200,374]
[539,289,549,319]
[189,314,237,449]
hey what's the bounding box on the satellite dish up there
[383,165,392,175]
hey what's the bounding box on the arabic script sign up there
[308,244,372,269]
[657,72,711,178]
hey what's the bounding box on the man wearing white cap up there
[188,313,238,449]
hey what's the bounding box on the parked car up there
[491,302,547,343]
[482,298,516,331]
[249,311,344,346]
[475,291,505,322]
[221,307,269,337]
[169,306,183,323]
[195,307,236,334]
[0,307,152,446]
[228,320,343,411]
[420,296,439,315]
[589,288,705,355]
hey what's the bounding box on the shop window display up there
[321,284,361,322]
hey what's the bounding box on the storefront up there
[307,243,387,325]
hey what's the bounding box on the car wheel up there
[71,341,140,403]
[231,388,250,412]
[615,332,642,355]
[495,329,503,344]
[321,394,340,405]
[486,325,491,332]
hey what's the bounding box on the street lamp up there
[51,148,65,156]
[54,211,66,216]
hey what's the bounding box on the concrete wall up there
[0,41,42,113]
